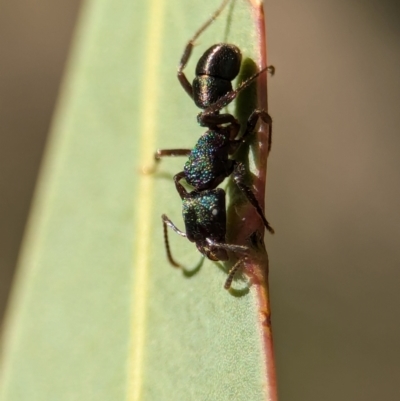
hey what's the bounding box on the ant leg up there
[232,162,275,234]
[155,149,191,161]
[162,214,187,268]
[236,109,273,153]
[177,0,230,98]
[142,149,191,174]
[177,55,194,99]
[206,238,248,254]
[205,238,248,289]
[173,171,189,200]
[201,64,274,117]
[224,259,243,290]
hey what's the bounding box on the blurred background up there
[0,0,81,321]
[0,0,399,400]
[266,0,400,400]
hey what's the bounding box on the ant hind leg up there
[177,0,231,98]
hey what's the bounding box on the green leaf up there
[0,0,277,400]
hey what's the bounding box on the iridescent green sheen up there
[184,130,232,189]
[182,189,226,243]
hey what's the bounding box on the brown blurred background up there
[0,0,399,400]
[266,0,400,400]
[0,0,82,320]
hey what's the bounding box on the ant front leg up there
[232,162,275,234]
[162,214,187,268]
[238,109,273,153]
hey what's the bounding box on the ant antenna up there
[224,259,243,289]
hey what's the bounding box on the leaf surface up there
[0,1,277,400]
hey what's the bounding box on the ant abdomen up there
[193,44,242,109]
[195,44,242,80]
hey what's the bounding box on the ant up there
[154,0,274,288]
